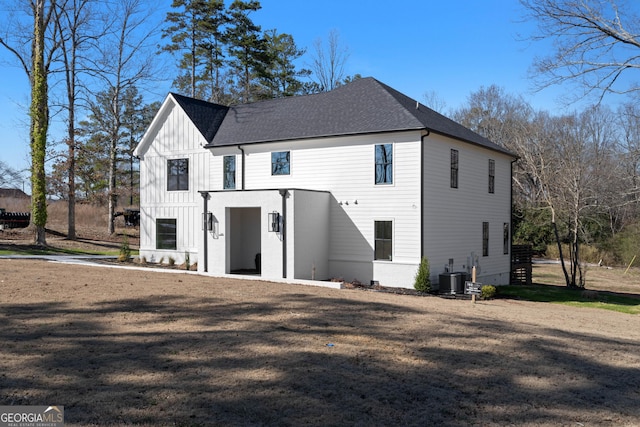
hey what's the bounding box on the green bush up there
[118,235,131,262]
[414,256,431,292]
[610,222,640,266]
[480,285,496,300]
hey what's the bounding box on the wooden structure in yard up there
[0,208,31,229]
[511,245,533,285]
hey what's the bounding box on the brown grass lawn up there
[0,256,639,426]
[1,197,639,425]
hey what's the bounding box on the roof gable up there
[170,93,229,142]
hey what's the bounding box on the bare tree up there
[0,161,24,188]
[53,0,97,239]
[422,90,448,115]
[309,29,349,92]
[0,0,60,245]
[87,0,158,234]
[521,0,640,102]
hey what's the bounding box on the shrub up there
[118,235,131,262]
[480,285,496,300]
[185,252,190,270]
[168,257,176,266]
[414,256,431,292]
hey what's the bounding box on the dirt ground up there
[1,253,639,427]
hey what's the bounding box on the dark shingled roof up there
[176,77,513,156]
[171,92,229,143]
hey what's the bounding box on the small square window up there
[374,220,393,260]
[223,155,236,189]
[156,218,177,250]
[167,158,188,191]
[272,151,290,175]
[375,144,393,184]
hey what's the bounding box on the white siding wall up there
[291,190,331,280]
[138,101,211,265]
[236,131,423,287]
[423,133,512,285]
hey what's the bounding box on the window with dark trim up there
[156,218,177,250]
[374,220,393,261]
[167,158,188,191]
[271,151,290,175]
[482,222,489,256]
[223,155,236,189]
[489,159,495,194]
[503,223,510,255]
[375,143,393,184]
[450,149,459,188]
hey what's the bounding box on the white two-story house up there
[134,77,516,288]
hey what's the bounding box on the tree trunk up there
[551,207,571,287]
[67,104,76,240]
[30,0,48,247]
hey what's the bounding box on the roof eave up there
[204,127,426,149]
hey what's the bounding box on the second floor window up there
[451,149,459,188]
[272,151,290,175]
[489,159,495,194]
[223,155,236,189]
[375,143,393,184]
[167,158,188,191]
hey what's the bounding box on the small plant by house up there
[118,235,131,262]
[414,256,431,292]
[481,285,497,300]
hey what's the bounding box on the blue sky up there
[0,0,562,186]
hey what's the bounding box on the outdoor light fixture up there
[268,212,280,232]
[203,212,213,230]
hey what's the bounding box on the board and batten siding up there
[234,131,423,286]
[138,101,211,265]
[422,132,512,285]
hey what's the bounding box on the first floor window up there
[223,155,236,189]
[503,223,510,255]
[482,222,489,257]
[374,220,393,260]
[157,218,177,250]
[375,143,393,184]
[272,151,290,175]
[451,149,459,188]
[167,158,189,191]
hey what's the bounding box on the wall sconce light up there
[203,212,213,230]
[268,212,280,232]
